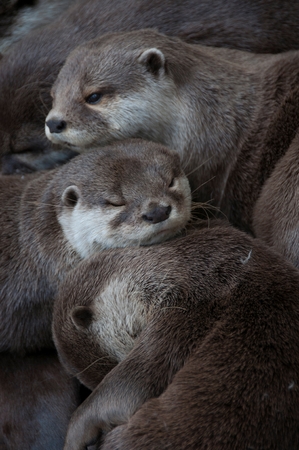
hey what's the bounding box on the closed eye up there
[169,177,175,188]
[103,199,125,207]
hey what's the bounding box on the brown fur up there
[0,349,83,450]
[53,224,299,449]
[252,127,299,267]
[2,0,299,172]
[0,140,190,353]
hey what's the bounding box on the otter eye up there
[103,199,125,207]
[169,178,175,188]
[85,92,103,105]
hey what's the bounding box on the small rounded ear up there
[71,306,94,330]
[61,185,81,208]
[138,48,165,76]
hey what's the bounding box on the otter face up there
[57,142,191,258]
[45,41,178,150]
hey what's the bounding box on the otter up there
[0,349,83,450]
[2,0,299,172]
[0,139,191,353]
[45,29,299,207]
[52,224,299,449]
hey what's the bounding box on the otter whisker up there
[190,176,216,197]
[74,355,115,378]
[184,156,214,178]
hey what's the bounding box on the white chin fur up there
[58,204,187,259]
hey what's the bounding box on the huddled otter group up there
[46,28,299,265]
[2,1,299,449]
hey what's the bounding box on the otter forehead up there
[52,42,147,101]
[57,144,184,205]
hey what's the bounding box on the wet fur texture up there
[0,350,82,450]
[53,224,299,449]
[2,0,299,171]
[0,140,190,353]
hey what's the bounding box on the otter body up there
[2,0,299,170]
[53,224,299,449]
[0,140,191,353]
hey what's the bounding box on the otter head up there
[56,140,191,258]
[53,239,186,389]
[45,31,180,150]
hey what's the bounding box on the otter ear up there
[138,48,165,76]
[71,306,94,330]
[62,185,81,208]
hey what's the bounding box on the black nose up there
[142,205,172,224]
[46,119,67,134]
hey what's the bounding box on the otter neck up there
[165,63,259,205]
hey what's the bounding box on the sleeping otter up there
[0,139,191,353]
[53,224,299,449]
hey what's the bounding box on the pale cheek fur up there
[58,206,118,258]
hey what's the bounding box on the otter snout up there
[46,118,67,134]
[142,205,171,224]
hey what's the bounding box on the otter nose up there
[46,119,67,134]
[142,205,172,224]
